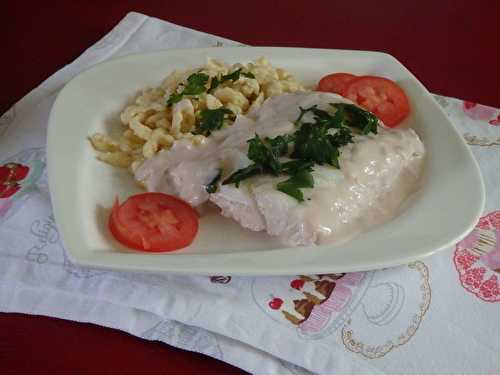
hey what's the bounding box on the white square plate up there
[47,47,484,275]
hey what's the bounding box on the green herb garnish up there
[208,69,255,93]
[329,126,354,147]
[218,101,378,201]
[221,68,243,83]
[247,135,281,174]
[222,163,262,188]
[208,76,221,93]
[242,71,255,79]
[196,107,234,136]
[266,135,293,157]
[205,170,222,193]
[329,103,378,134]
[281,160,314,175]
[308,106,342,128]
[291,122,340,167]
[166,92,183,106]
[222,135,287,187]
[276,169,314,202]
[222,68,254,83]
[182,73,210,95]
[167,73,210,105]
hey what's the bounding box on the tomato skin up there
[317,73,357,95]
[109,198,137,250]
[108,193,199,252]
[343,76,410,127]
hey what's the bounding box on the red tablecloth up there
[1,1,498,374]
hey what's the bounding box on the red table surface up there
[1,1,498,374]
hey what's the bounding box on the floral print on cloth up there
[454,211,500,302]
[434,95,500,147]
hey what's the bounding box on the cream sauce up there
[304,126,424,245]
[135,91,425,246]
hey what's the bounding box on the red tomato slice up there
[343,76,410,127]
[317,73,357,95]
[109,193,198,252]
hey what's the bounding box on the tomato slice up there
[109,193,199,252]
[343,76,410,127]
[317,73,357,95]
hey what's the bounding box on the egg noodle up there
[89,57,304,172]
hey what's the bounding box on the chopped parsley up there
[222,135,289,187]
[221,68,255,83]
[205,170,222,193]
[166,92,183,106]
[167,72,210,105]
[281,160,314,175]
[330,126,354,147]
[277,160,314,202]
[242,71,256,79]
[247,135,283,175]
[291,121,341,167]
[221,68,243,83]
[208,76,220,93]
[329,103,378,134]
[164,68,259,141]
[208,69,256,93]
[277,169,314,202]
[221,102,378,201]
[195,108,234,136]
[266,135,291,157]
[183,73,210,95]
[222,163,262,188]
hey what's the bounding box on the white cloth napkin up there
[1,12,499,375]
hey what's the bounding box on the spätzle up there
[89,57,305,171]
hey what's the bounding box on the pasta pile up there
[89,57,305,172]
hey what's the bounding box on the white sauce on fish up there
[303,127,424,244]
[136,92,425,246]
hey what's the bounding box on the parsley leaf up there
[291,122,341,166]
[205,170,222,193]
[329,127,354,147]
[207,69,254,94]
[208,76,220,93]
[266,135,291,157]
[247,135,281,175]
[166,93,183,106]
[222,163,262,188]
[276,169,314,202]
[220,68,255,83]
[182,73,209,95]
[242,71,255,79]
[222,102,378,202]
[221,68,242,83]
[289,102,377,168]
[196,108,233,136]
[167,73,209,105]
[223,134,289,187]
[310,107,343,129]
[281,160,314,175]
[329,103,378,134]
